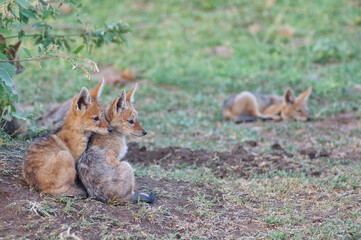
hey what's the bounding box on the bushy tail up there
[131,191,155,204]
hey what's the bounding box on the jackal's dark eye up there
[128,120,134,124]
[93,116,99,121]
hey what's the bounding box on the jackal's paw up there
[64,185,88,198]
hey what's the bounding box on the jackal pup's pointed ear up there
[297,87,312,102]
[115,89,127,113]
[7,40,25,74]
[12,40,22,52]
[126,83,137,103]
[6,40,21,59]
[89,78,104,99]
[284,87,296,105]
[76,87,91,110]
[0,34,6,45]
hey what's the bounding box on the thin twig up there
[0,32,92,40]
[0,55,75,63]
[21,24,86,31]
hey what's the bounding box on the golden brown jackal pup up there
[22,80,112,196]
[77,83,155,204]
[222,87,312,122]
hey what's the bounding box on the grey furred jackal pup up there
[77,83,155,204]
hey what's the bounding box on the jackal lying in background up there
[222,87,312,122]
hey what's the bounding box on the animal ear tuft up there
[126,83,137,103]
[115,89,127,113]
[76,87,91,110]
[297,87,312,102]
[89,79,104,99]
[284,88,296,105]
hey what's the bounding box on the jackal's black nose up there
[142,131,147,136]
[108,128,113,132]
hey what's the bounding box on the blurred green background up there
[11,0,361,149]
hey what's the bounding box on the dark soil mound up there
[126,142,297,178]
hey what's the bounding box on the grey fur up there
[78,146,155,204]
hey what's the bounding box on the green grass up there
[1,0,361,239]
[8,0,360,150]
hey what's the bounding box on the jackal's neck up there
[91,130,127,161]
[93,130,125,147]
[56,121,90,162]
[112,130,126,138]
[111,132,127,160]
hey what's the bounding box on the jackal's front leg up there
[105,151,120,166]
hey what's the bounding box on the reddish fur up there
[22,80,111,195]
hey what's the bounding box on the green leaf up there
[20,9,37,20]
[2,115,12,121]
[0,63,16,87]
[0,70,14,87]
[38,43,44,51]
[73,44,85,54]
[0,77,17,109]
[18,29,25,39]
[42,9,51,19]
[105,33,112,43]
[16,0,28,9]
[0,54,7,61]
[0,62,16,77]
[43,36,53,47]
[12,111,27,120]
[0,83,5,102]
[76,3,83,8]
[2,81,15,96]
[19,13,29,24]
[119,34,129,46]
[0,88,14,103]
[0,42,6,52]
[21,47,32,58]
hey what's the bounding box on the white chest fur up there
[116,135,128,161]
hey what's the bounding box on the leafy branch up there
[0,0,131,128]
[0,55,73,62]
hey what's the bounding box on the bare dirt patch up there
[0,144,262,239]
[126,135,344,179]
[126,142,300,178]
